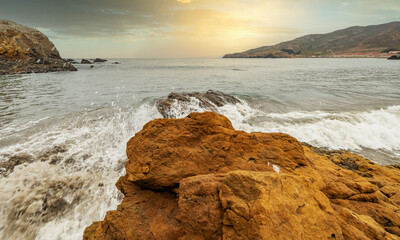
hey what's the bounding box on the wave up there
[158,98,400,161]
[0,103,161,240]
[0,97,399,239]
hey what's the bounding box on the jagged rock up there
[83,112,400,240]
[81,59,92,64]
[388,55,400,60]
[93,58,107,63]
[0,19,77,75]
[156,90,241,118]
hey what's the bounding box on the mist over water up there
[1,58,400,239]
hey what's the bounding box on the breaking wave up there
[156,99,400,162]
[0,97,399,239]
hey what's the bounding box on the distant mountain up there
[223,22,400,58]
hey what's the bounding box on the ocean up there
[0,58,399,239]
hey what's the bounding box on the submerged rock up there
[83,112,400,240]
[156,90,241,118]
[0,19,77,75]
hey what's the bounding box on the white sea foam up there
[1,98,399,239]
[205,102,399,150]
[255,105,400,153]
[0,103,161,240]
[158,99,400,158]
[167,100,400,162]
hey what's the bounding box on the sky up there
[1,0,399,58]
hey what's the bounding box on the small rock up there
[93,58,107,63]
[81,59,92,64]
[156,90,241,118]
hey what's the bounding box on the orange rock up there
[84,176,183,240]
[83,112,400,240]
[219,170,343,240]
[178,173,226,240]
[125,111,307,190]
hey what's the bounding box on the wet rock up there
[65,58,78,64]
[83,112,400,240]
[81,59,92,64]
[112,61,120,64]
[0,19,77,75]
[388,55,400,60]
[156,90,241,118]
[93,58,107,63]
[90,65,95,69]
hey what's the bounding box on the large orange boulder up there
[125,111,307,190]
[83,112,400,240]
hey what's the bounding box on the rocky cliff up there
[83,112,400,240]
[0,19,76,75]
[224,21,400,58]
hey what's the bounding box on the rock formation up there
[0,19,77,75]
[156,90,241,118]
[83,112,400,240]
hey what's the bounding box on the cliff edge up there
[84,112,400,240]
[0,19,76,75]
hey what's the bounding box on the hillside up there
[0,19,76,75]
[223,21,400,58]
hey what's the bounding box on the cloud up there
[1,0,399,57]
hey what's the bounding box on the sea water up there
[0,58,399,239]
